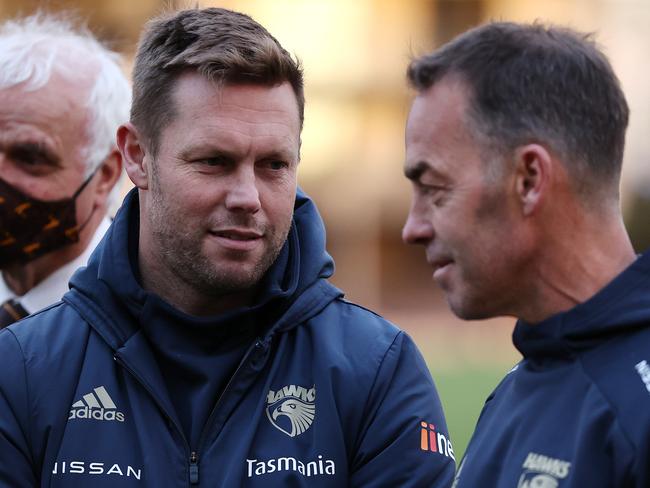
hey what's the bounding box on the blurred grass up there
[432,365,511,462]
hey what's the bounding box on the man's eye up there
[8,147,44,166]
[201,156,229,166]
[418,182,438,195]
[265,160,289,170]
[417,182,446,204]
[4,141,60,171]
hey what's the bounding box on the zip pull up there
[189,451,199,484]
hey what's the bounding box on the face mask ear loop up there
[75,203,97,235]
[64,192,99,241]
[72,163,103,199]
[70,164,104,236]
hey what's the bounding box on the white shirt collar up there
[0,217,112,314]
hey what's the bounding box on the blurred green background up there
[435,367,508,460]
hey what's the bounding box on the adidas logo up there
[68,386,125,422]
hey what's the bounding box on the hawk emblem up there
[518,474,559,488]
[266,384,316,437]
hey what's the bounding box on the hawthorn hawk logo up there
[266,384,316,437]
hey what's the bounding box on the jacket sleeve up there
[349,331,455,487]
[0,329,38,486]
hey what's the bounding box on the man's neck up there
[139,263,255,317]
[137,246,256,318]
[2,244,84,296]
[518,212,636,324]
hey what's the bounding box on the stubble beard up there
[449,180,513,321]
[148,180,291,300]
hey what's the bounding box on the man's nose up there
[402,205,433,245]
[225,165,261,213]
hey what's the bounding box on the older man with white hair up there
[0,13,131,327]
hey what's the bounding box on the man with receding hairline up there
[403,21,650,487]
[0,7,455,487]
[0,13,129,329]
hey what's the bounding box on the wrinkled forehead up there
[407,83,473,159]
[155,74,301,163]
[0,73,93,172]
[168,74,301,136]
[0,71,91,126]
[404,79,494,186]
[408,78,472,131]
[171,73,301,126]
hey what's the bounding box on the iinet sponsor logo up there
[246,455,335,478]
[68,386,125,422]
[420,421,455,460]
[517,452,571,488]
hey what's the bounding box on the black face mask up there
[0,170,98,269]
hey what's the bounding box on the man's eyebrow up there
[404,160,444,181]
[179,144,297,163]
[258,148,297,162]
[178,143,232,160]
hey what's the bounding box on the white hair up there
[0,12,131,207]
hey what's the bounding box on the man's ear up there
[117,122,150,190]
[93,149,122,204]
[513,144,552,216]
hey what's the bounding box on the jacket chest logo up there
[266,384,316,437]
[68,385,125,422]
[517,452,571,488]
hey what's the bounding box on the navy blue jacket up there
[453,252,650,487]
[0,190,455,487]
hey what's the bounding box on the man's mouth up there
[429,258,454,280]
[211,228,263,240]
[209,228,264,250]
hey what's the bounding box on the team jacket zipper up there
[190,340,267,479]
[114,339,267,486]
[189,451,199,484]
[113,354,197,485]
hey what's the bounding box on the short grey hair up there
[0,12,131,204]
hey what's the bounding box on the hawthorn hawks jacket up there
[453,251,650,487]
[0,189,455,487]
